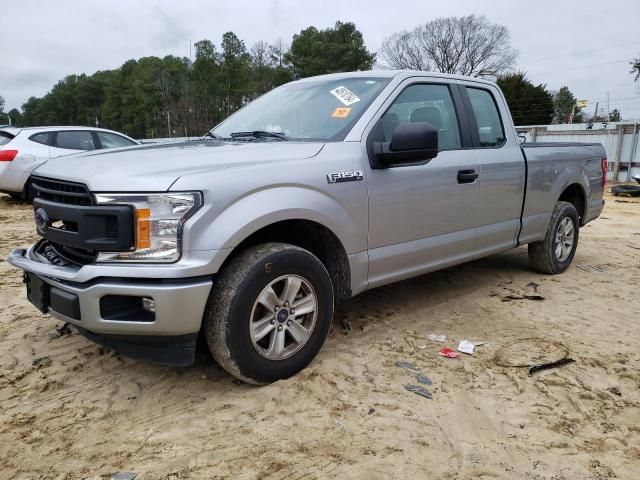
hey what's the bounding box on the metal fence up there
[516,122,640,182]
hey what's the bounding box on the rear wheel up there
[528,201,579,274]
[204,243,334,384]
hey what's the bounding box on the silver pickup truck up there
[8,71,606,384]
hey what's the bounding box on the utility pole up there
[167,110,171,138]
[607,91,610,121]
[593,102,599,121]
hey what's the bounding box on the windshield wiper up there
[229,130,287,140]
[204,131,222,140]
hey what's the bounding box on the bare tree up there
[378,15,518,78]
[379,31,432,71]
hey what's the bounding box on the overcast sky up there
[2,0,640,120]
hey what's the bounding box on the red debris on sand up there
[438,348,460,359]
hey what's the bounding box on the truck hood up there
[33,140,325,191]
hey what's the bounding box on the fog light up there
[142,297,156,313]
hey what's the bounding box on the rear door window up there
[0,131,15,146]
[466,88,506,147]
[29,132,52,145]
[96,132,136,148]
[54,131,96,150]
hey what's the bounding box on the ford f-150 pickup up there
[7,71,606,384]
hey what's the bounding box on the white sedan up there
[0,126,139,199]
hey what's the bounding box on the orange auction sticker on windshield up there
[332,107,352,118]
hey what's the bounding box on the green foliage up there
[15,31,297,137]
[553,86,583,124]
[0,95,6,124]
[286,21,375,77]
[496,72,554,126]
[14,23,372,137]
[608,108,622,122]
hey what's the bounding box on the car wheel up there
[528,201,580,274]
[204,243,334,384]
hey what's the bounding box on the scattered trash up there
[395,361,419,370]
[417,345,428,349]
[111,473,137,480]
[608,386,622,397]
[340,317,351,334]
[528,358,576,375]
[493,337,574,375]
[501,294,545,302]
[404,384,433,399]
[611,184,640,197]
[48,322,72,339]
[438,348,460,359]
[32,356,52,369]
[576,264,604,273]
[526,282,540,292]
[368,407,376,415]
[427,333,446,343]
[457,340,476,355]
[415,373,432,385]
[335,420,349,431]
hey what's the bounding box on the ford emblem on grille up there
[34,208,50,233]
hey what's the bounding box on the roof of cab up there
[296,69,497,87]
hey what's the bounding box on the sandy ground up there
[0,192,639,480]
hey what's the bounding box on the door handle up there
[457,169,478,184]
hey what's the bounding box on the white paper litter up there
[427,333,446,343]
[457,340,475,355]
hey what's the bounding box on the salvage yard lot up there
[0,193,639,479]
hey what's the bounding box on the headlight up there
[94,192,202,263]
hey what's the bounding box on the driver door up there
[365,80,479,288]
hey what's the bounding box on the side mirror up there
[372,122,438,168]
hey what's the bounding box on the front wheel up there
[528,201,580,274]
[204,243,334,384]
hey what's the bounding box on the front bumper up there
[8,246,213,365]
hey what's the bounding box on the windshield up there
[211,77,390,141]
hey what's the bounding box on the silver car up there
[0,126,139,199]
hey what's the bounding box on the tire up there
[204,243,334,384]
[528,201,580,274]
[8,191,23,201]
[611,184,640,197]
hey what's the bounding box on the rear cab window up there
[466,87,506,147]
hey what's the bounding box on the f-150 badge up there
[327,171,364,183]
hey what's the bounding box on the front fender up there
[186,186,366,257]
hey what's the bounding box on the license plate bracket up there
[25,272,50,314]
